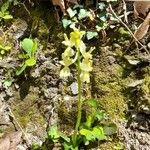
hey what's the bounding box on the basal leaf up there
[25,58,36,66]
[80,129,94,141]
[92,126,107,140]
[16,64,27,76]
[21,38,34,57]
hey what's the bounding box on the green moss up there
[93,47,127,120]
[11,87,46,135]
[98,83,127,120]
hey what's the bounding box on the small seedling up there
[16,38,38,75]
[0,1,13,21]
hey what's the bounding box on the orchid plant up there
[47,28,117,150]
[60,27,95,147]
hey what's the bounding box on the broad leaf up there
[21,38,34,57]
[92,126,107,140]
[3,14,13,20]
[25,58,36,66]
[48,126,60,142]
[1,2,9,13]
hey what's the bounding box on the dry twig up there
[109,3,150,55]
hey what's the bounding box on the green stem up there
[72,48,82,147]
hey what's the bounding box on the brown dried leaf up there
[51,0,77,14]
[0,136,10,150]
[52,0,66,13]
[9,131,22,150]
[134,1,150,17]
[134,12,150,40]
[0,131,22,150]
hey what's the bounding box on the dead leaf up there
[134,12,150,40]
[134,1,150,17]
[0,131,22,150]
[51,0,77,14]
[0,136,10,150]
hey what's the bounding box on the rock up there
[70,82,78,95]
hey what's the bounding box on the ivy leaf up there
[25,58,36,66]
[67,8,77,18]
[86,31,98,40]
[78,9,89,20]
[103,123,117,135]
[98,3,106,10]
[21,38,34,57]
[62,19,72,29]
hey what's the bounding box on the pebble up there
[70,82,78,95]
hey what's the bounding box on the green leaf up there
[25,58,36,66]
[3,80,12,87]
[3,14,13,19]
[87,99,97,108]
[16,64,27,76]
[62,19,72,29]
[67,8,77,18]
[92,126,107,140]
[48,126,60,142]
[95,111,105,121]
[59,132,70,143]
[63,142,78,150]
[103,123,117,135]
[86,32,98,40]
[80,129,94,141]
[1,2,9,13]
[78,9,89,20]
[21,38,34,57]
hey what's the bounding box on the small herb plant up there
[0,1,13,21]
[48,28,117,149]
[16,38,38,75]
